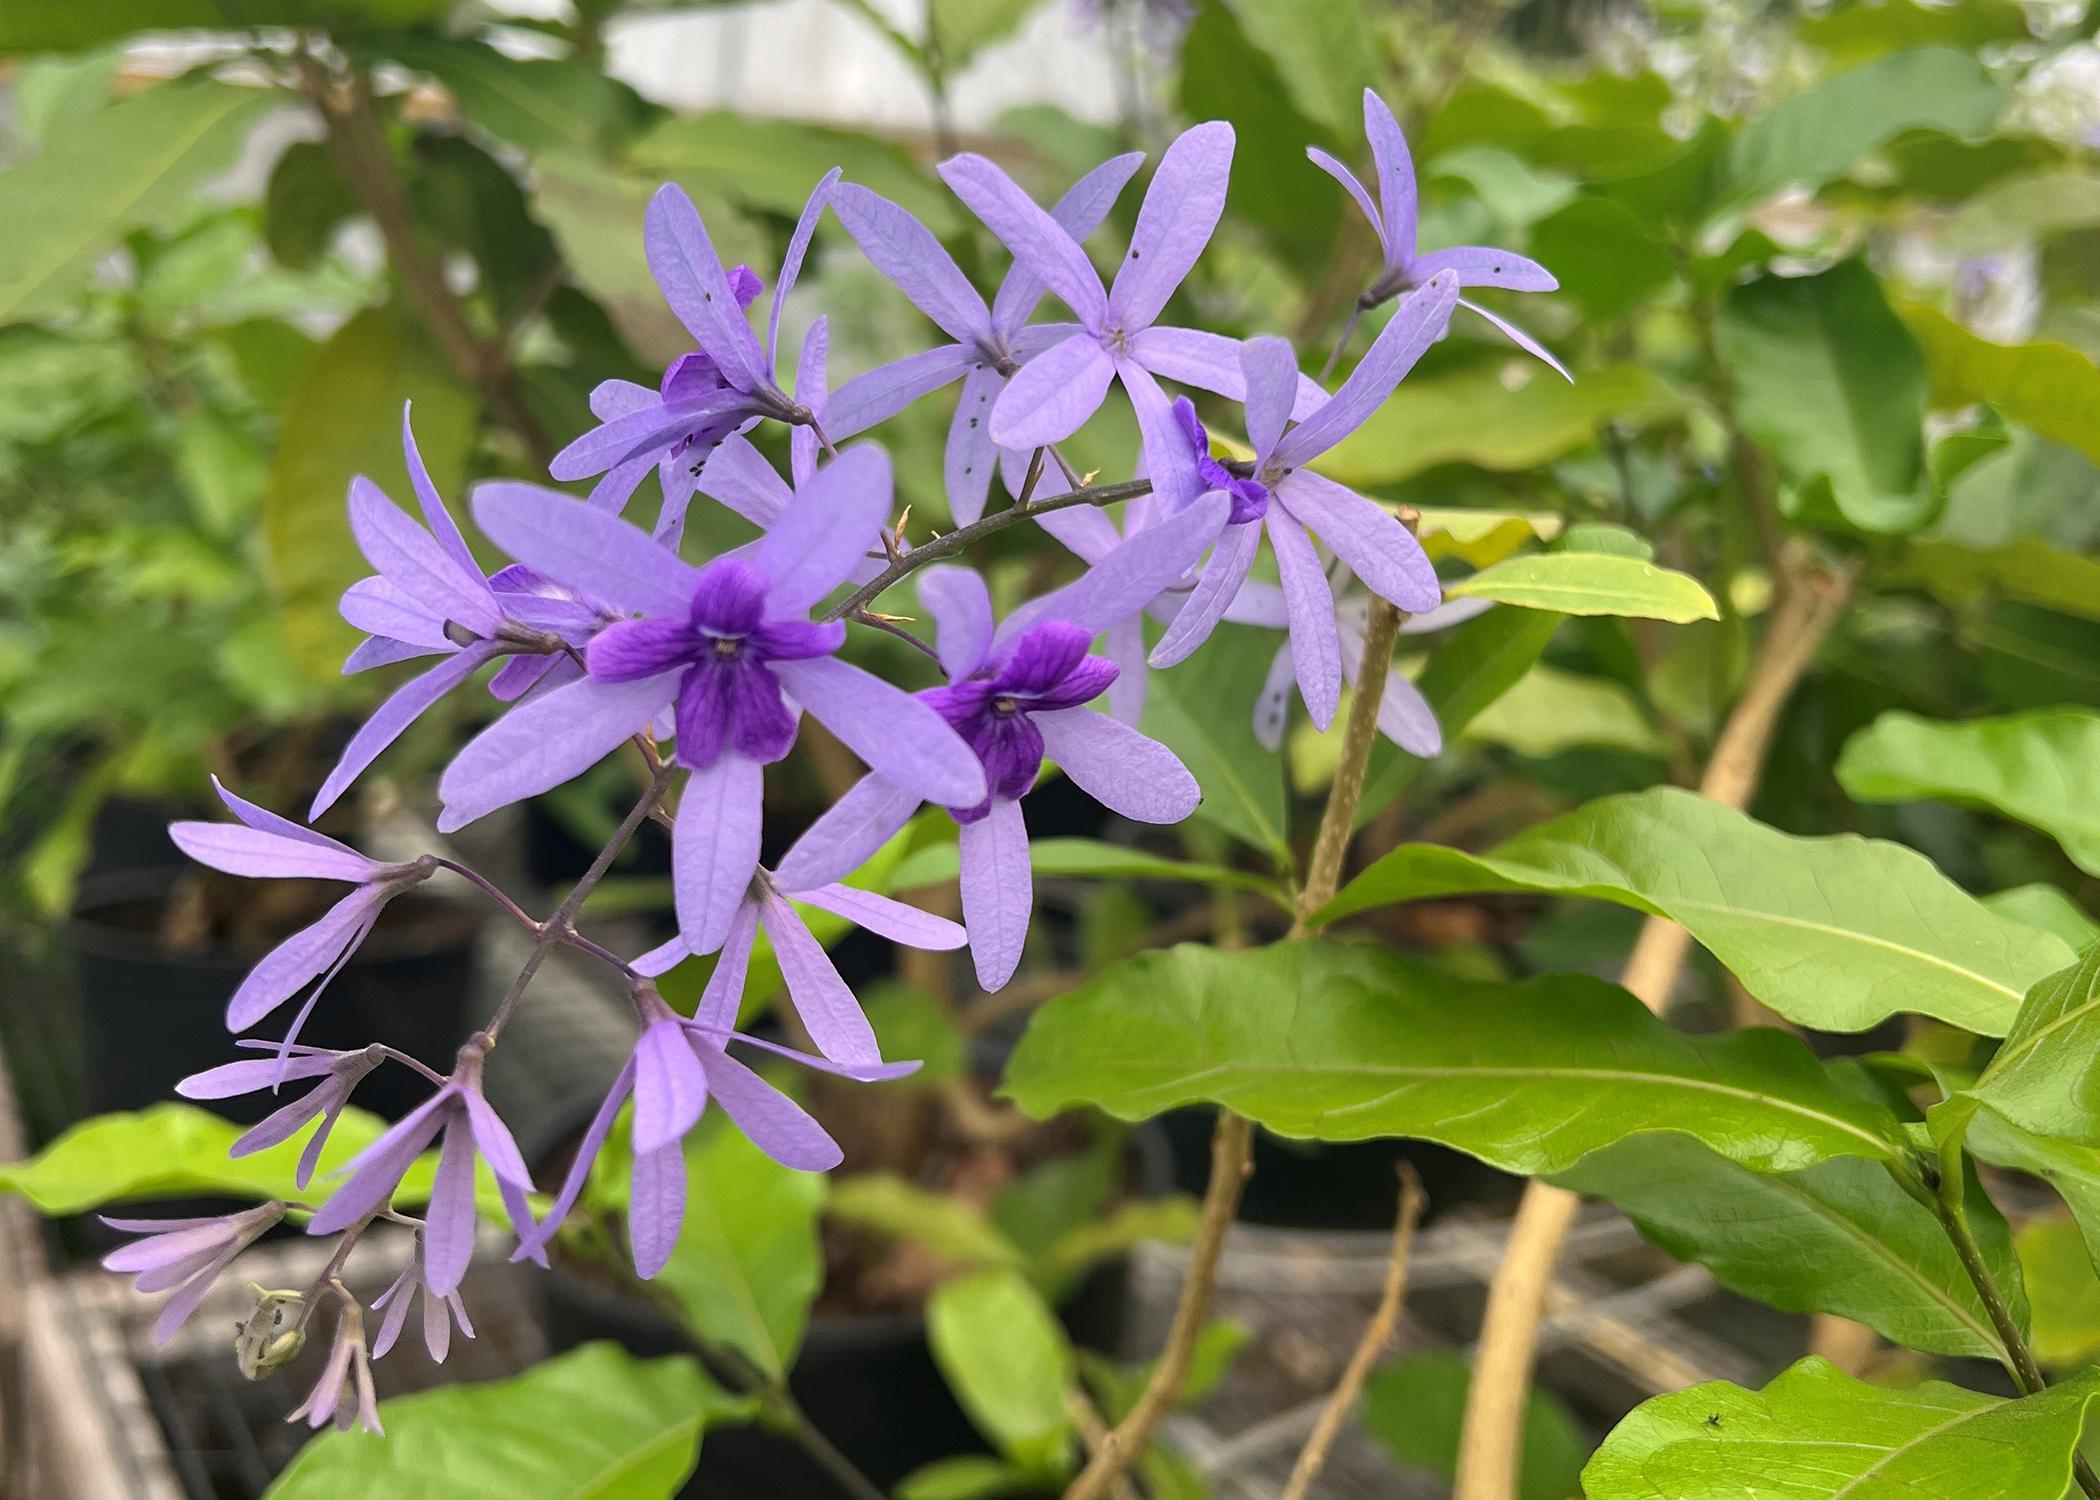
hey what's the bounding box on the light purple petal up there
[1254,639,1295,750]
[421,1117,479,1297]
[1306,146,1386,257]
[1148,517,1261,668]
[227,1081,336,1157]
[308,1092,451,1236]
[774,774,921,890]
[789,317,829,486]
[1275,470,1440,614]
[422,1284,454,1363]
[693,1026,921,1082]
[437,670,678,832]
[632,1019,709,1155]
[590,453,655,517]
[792,884,965,949]
[1105,613,1148,725]
[768,168,841,370]
[1107,121,1232,331]
[152,1247,242,1344]
[1457,295,1572,382]
[168,823,377,883]
[946,362,1005,526]
[348,478,500,639]
[370,1264,416,1360]
[832,182,992,345]
[1402,596,1493,634]
[311,644,496,819]
[178,1052,340,1099]
[1416,247,1558,293]
[959,797,1030,991]
[1126,326,1327,420]
[646,182,769,393]
[514,1060,634,1262]
[340,576,449,649]
[103,1223,234,1275]
[1224,579,1290,628]
[345,635,443,674]
[1274,272,1458,468]
[224,886,387,1032]
[750,444,891,617]
[550,392,743,481]
[1034,500,1124,565]
[461,1090,534,1189]
[695,433,794,528]
[993,151,1145,333]
[827,344,976,438]
[989,332,1115,450]
[400,403,478,579]
[1117,357,1202,516]
[1268,506,1341,731]
[1025,491,1229,639]
[693,1045,842,1173]
[1343,638,1443,756]
[591,378,658,422]
[759,893,882,1065]
[1035,708,1199,824]
[628,1141,689,1279]
[472,481,701,618]
[1240,335,1299,462]
[773,657,988,809]
[938,153,1107,328]
[673,753,764,954]
[1364,89,1418,262]
[917,565,995,682]
[697,898,759,1031]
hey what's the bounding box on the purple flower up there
[785,568,1202,991]
[634,860,965,1067]
[550,173,840,490]
[939,124,1328,511]
[445,447,986,953]
[306,1046,539,1298]
[178,1042,386,1190]
[371,1231,475,1364]
[100,1202,287,1343]
[1147,293,1458,730]
[168,779,432,1053]
[518,987,918,1278]
[826,152,1144,523]
[289,1304,382,1435]
[1253,589,1492,755]
[1310,90,1567,379]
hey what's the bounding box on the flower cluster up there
[103,101,1554,1433]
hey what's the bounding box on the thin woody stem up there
[433,858,638,977]
[482,762,678,1044]
[1063,595,1408,1500]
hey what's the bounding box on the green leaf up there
[1838,709,2100,876]
[1078,1320,1249,1423]
[0,1103,431,1214]
[899,1455,1027,1500]
[1965,946,2100,1146]
[1800,0,2032,64]
[1463,663,1670,759]
[2019,1216,2100,1367]
[1322,363,1686,487]
[1984,885,2100,952]
[827,1174,1024,1270]
[1359,1350,1588,1500]
[1716,259,1931,532]
[654,1123,825,1378]
[0,0,450,51]
[265,1343,753,1499]
[929,0,1042,66]
[260,307,480,678]
[1413,507,1564,568]
[891,835,1285,902]
[1557,1134,2020,1360]
[387,37,644,156]
[263,140,357,273]
[1898,301,2100,467]
[1582,1358,2100,1500]
[1037,1195,1201,1283]
[1955,1103,2100,1281]
[628,112,955,234]
[1141,623,1289,861]
[1320,786,2067,1036]
[11,47,120,142]
[1448,553,1718,622]
[1890,538,2100,624]
[0,81,275,323]
[1216,0,1374,142]
[1939,171,2100,255]
[1715,47,2008,217]
[1003,941,1905,1170]
[1528,195,1675,322]
[927,1269,1075,1469]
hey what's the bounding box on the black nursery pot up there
[1160,1107,1524,1230]
[63,870,480,1126]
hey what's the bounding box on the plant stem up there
[822,478,1155,624]
[1279,1165,1426,1500]
[1062,597,1408,1500]
[1453,553,1854,1500]
[482,762,677,1043]
[767,1382,895,1500]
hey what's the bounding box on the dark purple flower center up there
[1172,396,1269,523]
[921,621,1117,821]
[584,558,843,770]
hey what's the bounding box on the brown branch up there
[1279,1165,1427,1500]
[294,52,554,470]
[1452,551,1855,1500]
